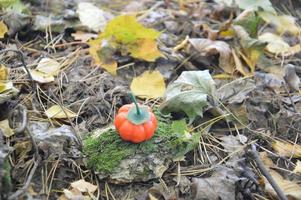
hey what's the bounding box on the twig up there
[8,157,41,200]
[7,105,41,200]
[249,144,288,200]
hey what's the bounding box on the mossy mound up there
[83,113,193,183]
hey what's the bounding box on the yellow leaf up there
[45,105,77,119]
[0,21,8,39]
[0,64,9,80]
[129,39,162,61]
[272,140,301,158]
[104,15,160,44]
[0,119,14,137]
[259,12,301,35]
[88,36,118,75]
[130,70,166,99]
[293,160,301,174]
[213,73,234,79]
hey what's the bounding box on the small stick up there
[249,144,288,200]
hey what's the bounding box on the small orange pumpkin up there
[114,94,157,143]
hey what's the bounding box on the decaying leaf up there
[191,166,239,200]
[0,119,14,137]
[160,70,215,122]
[130,70,166,99]
[188,38,234,74]
[77,2,112,32]
[272,139,301,158]
[70,179,97,193]
[45,105,77,119]
[0,21,8,38]
[30,58,61,83]
[259,12,301,35]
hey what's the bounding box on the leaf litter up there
[1,0,301,199]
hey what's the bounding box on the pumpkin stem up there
[129,93,141,115]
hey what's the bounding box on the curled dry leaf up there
[45,105,77,119]
[130,70,166,99]
[272,139,301,158]
[188,38,234,74]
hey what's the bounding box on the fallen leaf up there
[30,58,62,83]
[259,12,301,35]
[77,2,112,32]
[215,0,275,13]
[293,160,301,174]
[191,166,239,200]
[0,119,14,137]
[234,9,261,37]
[258,32,290,54]
[88,36,118,75]
[71,31,97,42]
[103,15,160,44]
[45,105,77,119]
[188,38,234,74]
[284,64,300,92]
[266,170,301,199]
[130,70,166,99]
[160,70,215,122]
[0,64,9,80]
[233,25,267,73]
[36,58,61,76]
[232,49,250,76]
[0,81,15,93]
[70,179,97,193]
[129,39,162,62]
[0,21,8,38]
[272,139,301,158]
[30,70,55,83]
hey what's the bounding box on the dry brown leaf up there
[70,179,97,193]
[272,140,301,158]
[188,38,234,74]
[232,49,249,76]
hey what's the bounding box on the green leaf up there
[160,70,216,122]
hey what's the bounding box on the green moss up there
[1,159,12,194]
[83,112,199,174]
